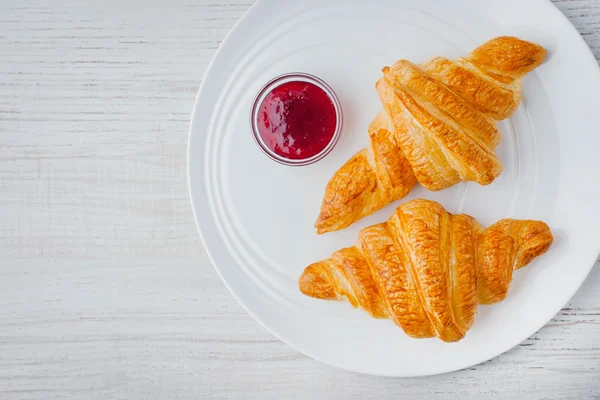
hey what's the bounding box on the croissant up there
[300,199,553,342]
[315,37,546,234]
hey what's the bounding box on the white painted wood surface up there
[0,1,599,398]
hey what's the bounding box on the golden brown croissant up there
[301,199,553,342]
[315,37,546,234]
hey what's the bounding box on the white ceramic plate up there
[188,0,600,376]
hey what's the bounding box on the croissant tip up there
[314,217,327,234]
[298,263,339,300]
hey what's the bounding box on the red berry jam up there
[256,80,337,160]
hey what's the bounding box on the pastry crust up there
[315,37,546,234]
[314,111,416,233]
[300,199,553,342]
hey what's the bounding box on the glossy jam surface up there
[256,81,337,160]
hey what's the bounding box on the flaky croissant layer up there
[300,199,553,342]
[315,36,547,234]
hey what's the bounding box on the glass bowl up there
[250,73,343,166]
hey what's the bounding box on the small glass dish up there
[250,72,343,166]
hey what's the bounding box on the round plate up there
[188,0,600,376]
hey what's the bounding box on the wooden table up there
[1,1,599,398]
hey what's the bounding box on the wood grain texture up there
[0,1,599,399]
